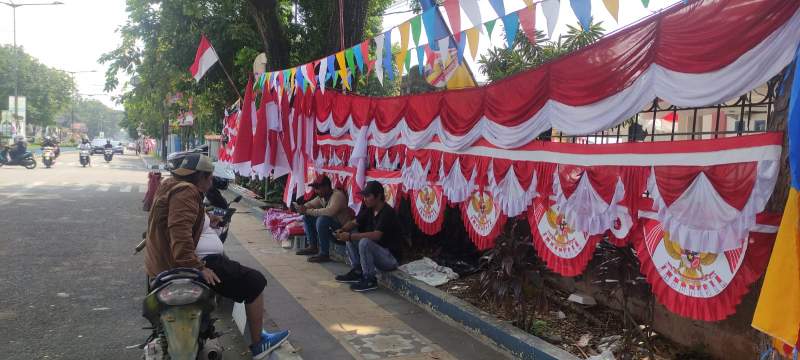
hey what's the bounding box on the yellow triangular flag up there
[395,51,407,78]
[523,0,534,6]
[335,51,350,90]
[602,0,619,22]
[465,27,480,60]
[289,67,297,93]
[398,21,411,54]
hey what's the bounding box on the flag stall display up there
[214,0,800,328]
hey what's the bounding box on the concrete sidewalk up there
[226,203,508,360]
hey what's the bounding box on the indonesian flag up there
[251,89,269,179]
[189,35,220,82]
[232,77,255,176]
[253,89,279,179]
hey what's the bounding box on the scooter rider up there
[41,136,56,148]
[104,140,113,150]
[6,136,27,162]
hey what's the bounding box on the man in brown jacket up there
[296,174,354,263]
[144,153,289,358]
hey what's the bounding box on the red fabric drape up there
[654,163,757,209]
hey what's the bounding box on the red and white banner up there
[461,190,507,250]
[189,35,220,82]
[633,212,779,321]
[411,185,445,236]
[313,0,800,152]
[528,199,603,277]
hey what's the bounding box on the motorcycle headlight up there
[156,279,204,306]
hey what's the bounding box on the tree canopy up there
[0,45,75,132]
[101,0,395,140]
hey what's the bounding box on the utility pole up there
[0,1,64,138]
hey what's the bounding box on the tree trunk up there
[325,0,370,53]
[247,0,291,70]
[765,67,794,213]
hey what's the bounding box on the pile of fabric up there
[263,208,304,242]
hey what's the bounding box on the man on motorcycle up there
[41,136,56,148]
[78,138,91,150]
[104,139,113,149]
[7,136,27,162]
[145,153,289,359]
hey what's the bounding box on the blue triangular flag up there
[570,0,592,31]
[488,0,505,17]
[383,31,394,81]
[422,9,445,50]
[353,44,364,73]
[416,46,425,74]
[326,54,336,85]
[296,66,305,92]
[502,12,519,48]
[456,32,467,64]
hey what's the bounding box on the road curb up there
[226,185,575,360]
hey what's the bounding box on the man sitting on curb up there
[333,180,402,292]
[296,174,353,263]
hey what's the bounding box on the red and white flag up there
[189,35,220,82]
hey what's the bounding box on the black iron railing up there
[554,78,779,143]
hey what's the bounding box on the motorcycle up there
[42,146,56,168]
[0,146,36,169]
[142,268,222,360]
[79,149,91,167]
[104,148,114,162]
[205,186,242,243]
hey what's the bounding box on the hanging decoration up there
[634,212,779,321]
[570,0,592,30]
[412,184,446,236]
[528,198,603,277]
[461,190,507,250]
[602,0,619,22]
[501,12,519,48]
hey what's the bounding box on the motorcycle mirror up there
[233,195,243,203]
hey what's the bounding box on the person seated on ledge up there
[295,174,353,263]
[333,180,402,292]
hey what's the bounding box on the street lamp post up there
[63,70,98,131]
[0,1,64,138]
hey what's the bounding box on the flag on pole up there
[752,47,800,354]
[189,35,220,82]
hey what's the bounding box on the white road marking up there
[24,181,44,189]
[97,184,110,192]
[119,185,132,193]
[138,185,147,193]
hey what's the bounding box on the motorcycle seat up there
[150,267,205,290]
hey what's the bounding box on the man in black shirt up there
[333,180,401,292]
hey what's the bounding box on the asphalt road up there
[0,151,248,359]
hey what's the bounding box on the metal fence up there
[554,78,780,143]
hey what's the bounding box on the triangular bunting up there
[345,47,356,75]
[443,0,461,37]
[641,0,650,7]
[488,0,505,17]
[360,40,370,68]
[542,0,560,38]
[461,0,482,31]
[437,37,450,66]
[519,4,537,45]
[422,8,445,50]
[353,44,365,73]
[502,12,519,48]
[289,67,297,93]
[456,32,467,64]
[485,19,497,38]
[570,0,592,31]
[465,27,479,60]
[404,48,412,72]
[296,65,305,93]
[375,33,385,84]
[399,21,411,54]
[335,51,349,90]
[410,15,422,46]
[395,49,407,78]
[602,0,619,22]
[383,31,393,81]
[416,46,425,74]
[326,54,336,87]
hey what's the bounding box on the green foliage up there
[102,0,396,139]
[57,98,124,139]
[478,20,606,83]
[0,45,75,131]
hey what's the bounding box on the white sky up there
[0,0,677,112]
[0,0,128,110]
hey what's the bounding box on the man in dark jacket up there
[144,153,289,358]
